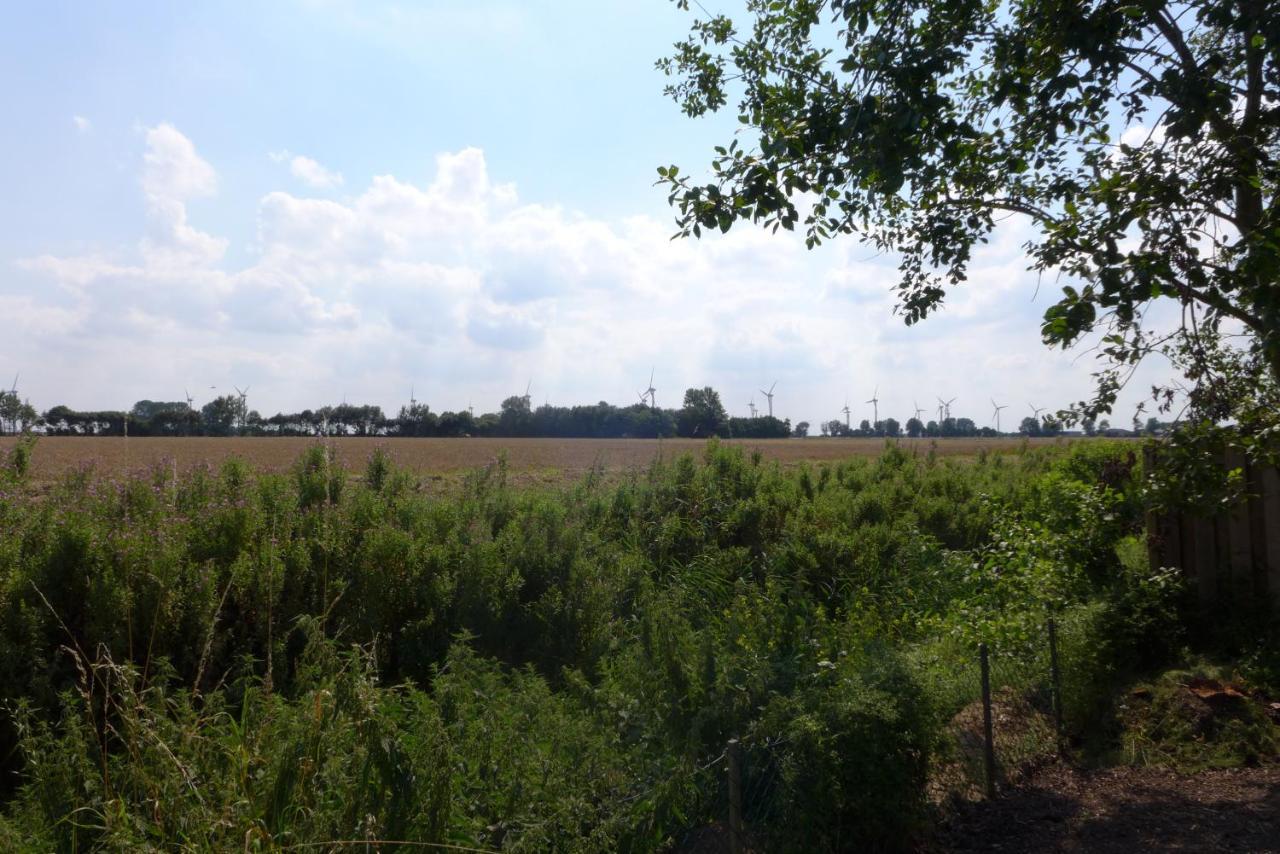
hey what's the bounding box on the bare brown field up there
[0,435,1097,483]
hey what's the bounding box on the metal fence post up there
[979,643,996,798]
[1048,618,1064,754]
[727,738,743,854]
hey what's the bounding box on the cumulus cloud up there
[139,123,227,268]
[289,154,344,189]
[271,149,345,189]
[7,124,1175,423]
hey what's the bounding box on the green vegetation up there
[0,439,1250,850]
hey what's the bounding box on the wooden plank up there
[1179,510,1201,601]
[1225,449,1254,603]
[1144,447,1163,570]
[1162,507,1183,572]
[1194,514,1219,606]
[1215,511,1233,603]
[1261,465,1280,607]
[1248,461,1268,599]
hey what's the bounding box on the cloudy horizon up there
[2,1,1178,430]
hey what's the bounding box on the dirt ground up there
[0,435,1087,482]
[927,761,1280,852]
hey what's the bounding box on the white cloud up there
[137,123,227,269]
[142,123,217,202]
[7,125,1178,424]
[289,154,344,189]
[72,115,91,133]
[270,149,346,189]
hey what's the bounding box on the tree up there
[679,387,729,437]
[201,395,242,437]
[905,417,923,438]
[1019,416,1042,437]
[659,0,1280,418]
[792,420,810,438]
[881,417,900,437]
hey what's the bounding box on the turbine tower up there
[943,397,957,420]
[1029,403,1047,424]
[991,398,1008,433]
[865,386,879,427]
[184,388,195,437]
[748,396,758,419]
[233,385,250,434]
[913,400,926,424]
[760,381,776,419]
[841,399,851,430]
[936,397,946,424]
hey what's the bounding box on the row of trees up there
[26,388,794,440]
[15,390,1174,440]
[10,389,1176,441]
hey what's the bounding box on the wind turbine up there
[913,400,926,424]
[991,398,1008,433]
[760,381,776,419]
[410,385,417,410]
[943,397,957,420]
[233,385,249,433]
[841,399,851,430]
[936,397,946,424]
[1029,403,1047,425]
[748,396,758,419]
[523,379,532,408]
[865,386,879,427]
[643,368,657,411]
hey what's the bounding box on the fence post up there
[1048,618,1064,754]
[979,643,996,798]
[727,738,743,854]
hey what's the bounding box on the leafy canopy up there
[658,0,1280,417]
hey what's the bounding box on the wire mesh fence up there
[648,619,1083,850]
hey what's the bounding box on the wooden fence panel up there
[1147,450,1280,611]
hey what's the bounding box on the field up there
[0,435,1086,481]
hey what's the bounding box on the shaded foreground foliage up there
[0,439,1182,850]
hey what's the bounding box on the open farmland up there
[0,435,1091,482]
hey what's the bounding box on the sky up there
[1,0,1176,429]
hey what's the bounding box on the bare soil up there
[926,761,1280,852]
[0,435,1088,482]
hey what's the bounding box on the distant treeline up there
[3,387,1159,440]
[23,387,795,440]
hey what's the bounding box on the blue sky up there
[1,0,1173,427]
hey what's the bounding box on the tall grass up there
[0,439,1160,850]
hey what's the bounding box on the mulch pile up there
[926,761,1280,852]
